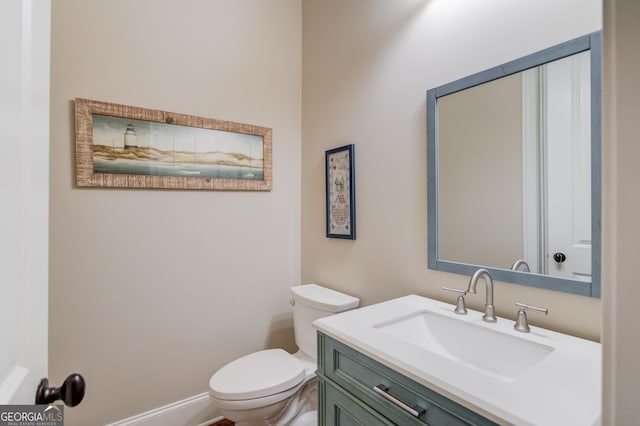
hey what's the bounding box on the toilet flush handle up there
[289,298,295,306]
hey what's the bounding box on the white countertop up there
[314,295,601,426]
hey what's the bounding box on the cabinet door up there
[320,378,394,426]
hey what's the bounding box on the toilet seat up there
[209,379,306,411]
[209,349,306,401]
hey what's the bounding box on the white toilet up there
[209,284,359,426]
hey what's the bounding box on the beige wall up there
[302,0,602,341]
[602,0,640,423]
[49,1,301,424]
[50,0,640,423]
[439,74,523,268]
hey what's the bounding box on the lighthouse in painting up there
[124,123,138,149]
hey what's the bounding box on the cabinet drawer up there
[318,332,497,426]
[319,377,394,426]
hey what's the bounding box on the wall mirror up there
[427,31,601,297]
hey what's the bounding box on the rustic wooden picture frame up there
[75,98,272,191]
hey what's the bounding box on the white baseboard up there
[105,392,222,426]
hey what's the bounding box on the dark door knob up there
[35,373,85,407]
[553,252,567,263]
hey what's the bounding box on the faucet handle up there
[442,287,467,315]
[514,302,548,332]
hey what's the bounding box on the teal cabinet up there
[317,332,498,426]
[319,377,394,426]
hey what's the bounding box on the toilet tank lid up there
[291,284,359,313]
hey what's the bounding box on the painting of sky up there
[92,114,263,157]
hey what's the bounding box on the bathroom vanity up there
[314,295,601,425]
[317,332,497,425]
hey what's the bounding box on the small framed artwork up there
[74,98,272,191]
[326,144,356,239]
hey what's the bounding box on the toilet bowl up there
[209,284,359,426]
[209,349,316,425]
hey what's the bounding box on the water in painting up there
[91,115,264,180]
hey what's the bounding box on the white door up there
[0,0,50,404]
[545,51,592,281]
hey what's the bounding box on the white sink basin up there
[313,294,601,426]
[375,311,554,382]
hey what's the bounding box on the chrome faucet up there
[511,259,531,272]
[466,269,497,322]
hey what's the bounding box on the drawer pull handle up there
[373,384,425,417]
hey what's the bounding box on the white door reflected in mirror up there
[544,52,592,281]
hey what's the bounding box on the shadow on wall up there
[308,0,434,101]
[264,313,296,353]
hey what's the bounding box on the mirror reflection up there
[438,51,591,281]
[427,31,601,297]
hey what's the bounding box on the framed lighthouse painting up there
[325,144,356,240]
[74,98,272,191]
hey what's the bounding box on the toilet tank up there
[291,284,359,360]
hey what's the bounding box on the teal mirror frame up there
[427,31,601,298]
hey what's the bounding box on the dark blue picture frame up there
[326,144,356,240]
